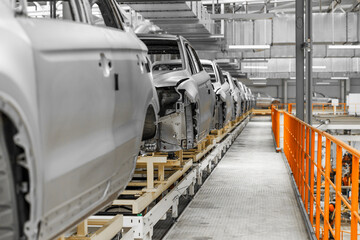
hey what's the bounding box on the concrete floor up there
[164,116,309,240]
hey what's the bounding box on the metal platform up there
[164,116,310,240]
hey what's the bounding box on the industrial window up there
[18,0,76,21]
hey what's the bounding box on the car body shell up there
[254,92,281,108]
[138,34,216,151]
[0,1,159,239]
[236,81,248,113]
[312,92,334,103]
[245,87,255,110]
[223,71,243,119]
[200,59,233,129]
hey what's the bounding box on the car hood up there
[152,70,189,88]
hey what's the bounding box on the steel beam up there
[284,80,288,104]
[305,0,313,124]
[210,13,274,20]
[296,0,305,120]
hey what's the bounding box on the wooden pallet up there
[58,215,128,240]
[182,135,216,163]
[114,157,192,214]
[253,109,271,115]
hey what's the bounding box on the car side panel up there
[17,18,121,238]
[192,70,215,141]
[105,28,155,188]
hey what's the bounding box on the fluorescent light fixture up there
[229,45,270,50]
[210,34,224,38]
[253,82,267,85]
[249,77,267,80]
[312,66,326,69]
[241,59,268,63]
[243,66,268,69]
[328,45,360,49]
[290,77,296,79]
[331,77,349,80]
[317,82,330,85]
[215,59,230,63]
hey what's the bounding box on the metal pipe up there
[296,0,304,120]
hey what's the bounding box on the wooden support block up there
[113,160,193,214]
[158,164,165,181]
[89,215,122,240]
[137,156,167,192]
[121,190,143,195]
[77,220,88,237]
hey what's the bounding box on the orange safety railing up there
[312,103,347,114]
[271,105,280,151]
[272,107,360,240]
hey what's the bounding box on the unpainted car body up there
[138,34,216,152]
[312,92,334,103]
[245,87,255,110]
[201,60,233,129]
[0,1,159,239]
[223,71,242,119]
[254,92,281,108]
[236,81,248,114]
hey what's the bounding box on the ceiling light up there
[290,77,295,79]
[313,66,326,69]
[253,82,267,85]
[241,59,268,63]
[331,77,349,80]
[249,77,267,80]
[243,66,268,69]
[317,82,330,85]
[328,45,360,49]
[210,34,224,38]
[229,45,270,50]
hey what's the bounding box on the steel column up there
[296,0,305,120]
[284,80,288,104]
[305,0,312,124]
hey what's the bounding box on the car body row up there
[254,91,335,109]
[0,1,254,240]
[138,34,255,153]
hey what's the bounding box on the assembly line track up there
[164,117,310,240]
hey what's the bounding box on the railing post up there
[315,133,322,239]
[305,127,310,213]
[324,139,331,240]
[351,156,359,240]
[335,145,342,239]
[276,108,280,151]
[309,130,315,225]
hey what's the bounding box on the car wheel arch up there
[141,104,158,141]
[0,96,37,240]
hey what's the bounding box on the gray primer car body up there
[0,1,159,239]
[223,71,243,119]
[201,60,233,129]
[139,34,216,151]
[236,81,248,114]
[254,92,281,108]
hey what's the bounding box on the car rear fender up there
[176,78,199,103]
[215,88,227,102]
